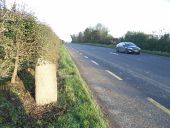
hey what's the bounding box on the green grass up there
[0,45,108,128]
[56,45,109,128]
[0,90,30,128]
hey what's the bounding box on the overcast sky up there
[6,0,170,41]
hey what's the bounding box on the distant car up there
[116,42,141,54]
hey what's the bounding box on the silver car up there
[116,42,141,54]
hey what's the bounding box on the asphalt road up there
[66,43,170,128]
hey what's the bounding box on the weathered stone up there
[35,59,57,105]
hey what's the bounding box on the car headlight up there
[128,48,133,50]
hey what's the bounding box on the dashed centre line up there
[147,97,170,115]
[91,60,99,65]
[84,56,88,59]
[110,52,119,55]
[105,70,123,80]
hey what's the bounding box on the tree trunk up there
[35,59,57,105]
[11,56,19,84]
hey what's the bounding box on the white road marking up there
[84,56,88,59]
[145,72,150,74]
[147,97,170,115]
[110,52,118,55]
[91,60,99,65]
[79,50,170,93]
[105,70,123,80]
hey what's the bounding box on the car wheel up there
[125,49,129,54]
[137,51,140,55]
[116,48,119,53]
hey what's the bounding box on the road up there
[66,43,170,128]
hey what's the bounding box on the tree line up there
[71,23,116,44]
[71,24,170,53]
[0,1,61,105]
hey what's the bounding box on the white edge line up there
[105,70,123,80]
[84,56,88,59]
[147,97,170,115]
[91,60,99,65]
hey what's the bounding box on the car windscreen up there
[125,43,136,47]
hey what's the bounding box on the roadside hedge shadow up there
[0,77,11,86]
[18,69,35,99]
[0,86,36,127]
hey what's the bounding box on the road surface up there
[66,43,170,128]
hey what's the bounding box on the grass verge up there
[142,50,170,57]
[57,45,109,127]
[0,45,108,128]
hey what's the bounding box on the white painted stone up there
[35,59,57,105]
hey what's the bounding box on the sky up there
[6,0,170,41]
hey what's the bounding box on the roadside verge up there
[57,45,109,127]
[0,44,109,127]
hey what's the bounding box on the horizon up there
[6,0,170,41]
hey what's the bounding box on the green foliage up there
[0,7,40,78]
[36,24,60,64]
[71,23,114,45]
[0,4,60,80]
[0,91,28,127]
[119,31,170,53]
